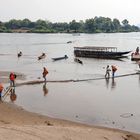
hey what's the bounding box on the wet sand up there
[0,102,140,140]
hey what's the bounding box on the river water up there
[0,33,140,133]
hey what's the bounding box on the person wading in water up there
[42,67,49,82]
[9,72,16,87]
[105,65,111,78]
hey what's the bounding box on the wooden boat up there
[131,53,140,61]
[74,58,83,64]
[67,41,72,44]
[38,53,46,60]
[74,46,131,59]
[52,55,68,61]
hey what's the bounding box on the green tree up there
[5,19,22,29]
[21,18,31,28]
[85,18,96,33]
[122,19,129,26]
[69,20,81,32]
[112,18,121,31]
[35,19,48,29]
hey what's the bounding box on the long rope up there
[15,72,140,87]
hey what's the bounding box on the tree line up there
[0,16,139,33]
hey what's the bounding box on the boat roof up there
[74,46,117,50]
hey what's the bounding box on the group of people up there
[0,66,49,98]
[105,65,117,78]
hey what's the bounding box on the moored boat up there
[74,58,83,64]
[38,53,46,60]
[52,55,68,61]
[74,46,131,59]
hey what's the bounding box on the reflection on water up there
[139,74,140,86]
[105,77,110,89]
[1,33,140,133]
[111,78,116,90]
[105,77,116,90]
[10,88,17,102]
[43,83,48,96]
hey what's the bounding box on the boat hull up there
[52,55,68,61]
[74,50,130,59]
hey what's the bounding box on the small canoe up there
[74,58,83,64]
[52,55,68,61]
[38,53,46,60]
[67,41,72,44]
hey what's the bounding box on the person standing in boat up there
[135,47,139,55]
[105,65,111,78]
[111,65,117,78]
[42,67,49,82]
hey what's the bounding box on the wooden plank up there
[2,87,13,98]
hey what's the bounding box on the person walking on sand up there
[105,65,111,78]
[42,67,48,82]
[111,65,117,78]
[0,83,4,101]
[9,72,16,87]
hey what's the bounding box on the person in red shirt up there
[9,72,16,87]
[42,67,48,82]
[0,83,4,101]
[111,65,117,78]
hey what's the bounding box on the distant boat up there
[52,55,68,61]
[67,41,72,44]
[72,33,80,36]
[38,53,46,60]
[74,46,131,59]
[74,58,83,64]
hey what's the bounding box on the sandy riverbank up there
[0,71,140,139]
[0,102,139,140]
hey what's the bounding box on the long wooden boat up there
[38,53,46,60]
[74,46,131,59]
[52,55,68,61]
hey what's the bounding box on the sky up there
[0,0,140,25]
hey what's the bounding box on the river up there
[0,32,140,133]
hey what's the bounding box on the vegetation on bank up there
[0,17,139,33]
